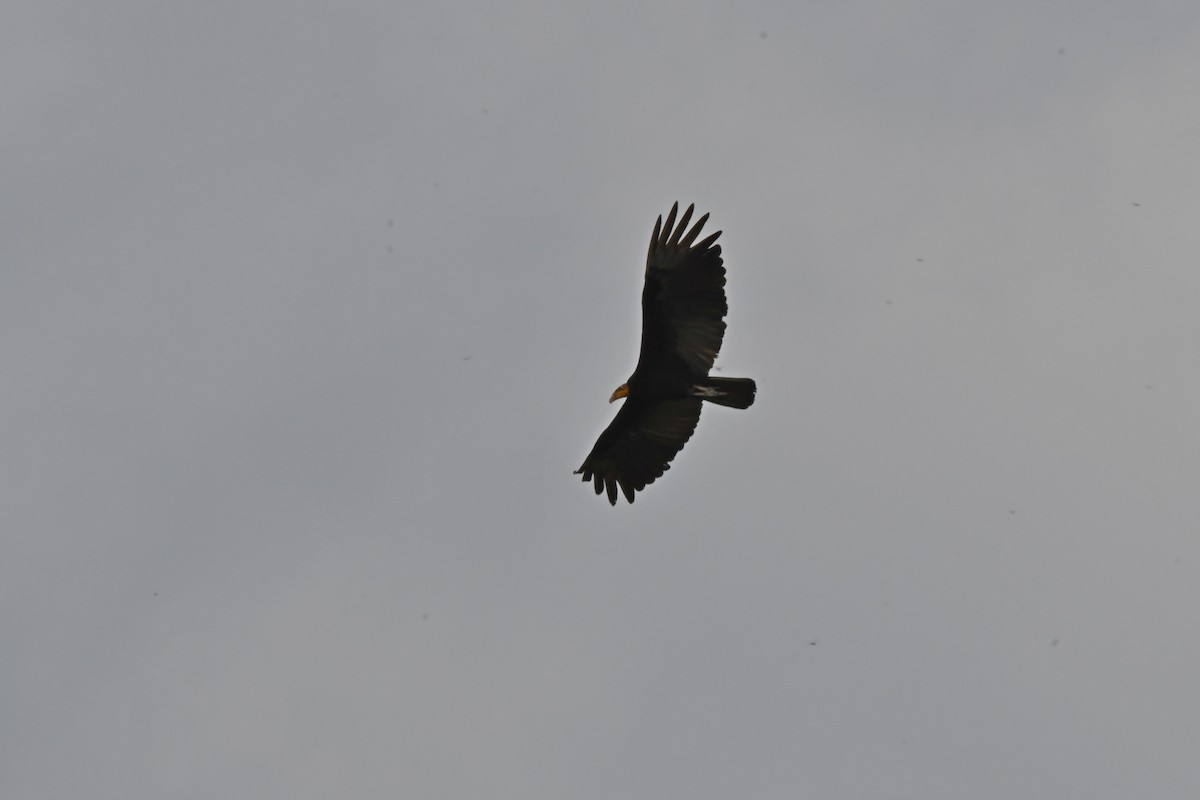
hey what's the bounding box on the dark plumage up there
[576,203,756,505]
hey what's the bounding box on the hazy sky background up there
[5,2,1200,797]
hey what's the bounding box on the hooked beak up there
[609,383,629,403]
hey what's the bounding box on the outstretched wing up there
[637,202,729,380]
[575,398,703,505]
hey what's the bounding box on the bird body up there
[576,203,756,505]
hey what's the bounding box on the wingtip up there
[661,203,679,242]
[667,204,695,246]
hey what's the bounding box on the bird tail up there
[694,377,756,409]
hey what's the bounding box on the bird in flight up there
[576,203,756,505]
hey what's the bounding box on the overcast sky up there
[5,2,1200,798]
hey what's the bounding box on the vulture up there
[576,202,756,505]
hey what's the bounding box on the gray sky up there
[5,2,1200,797]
